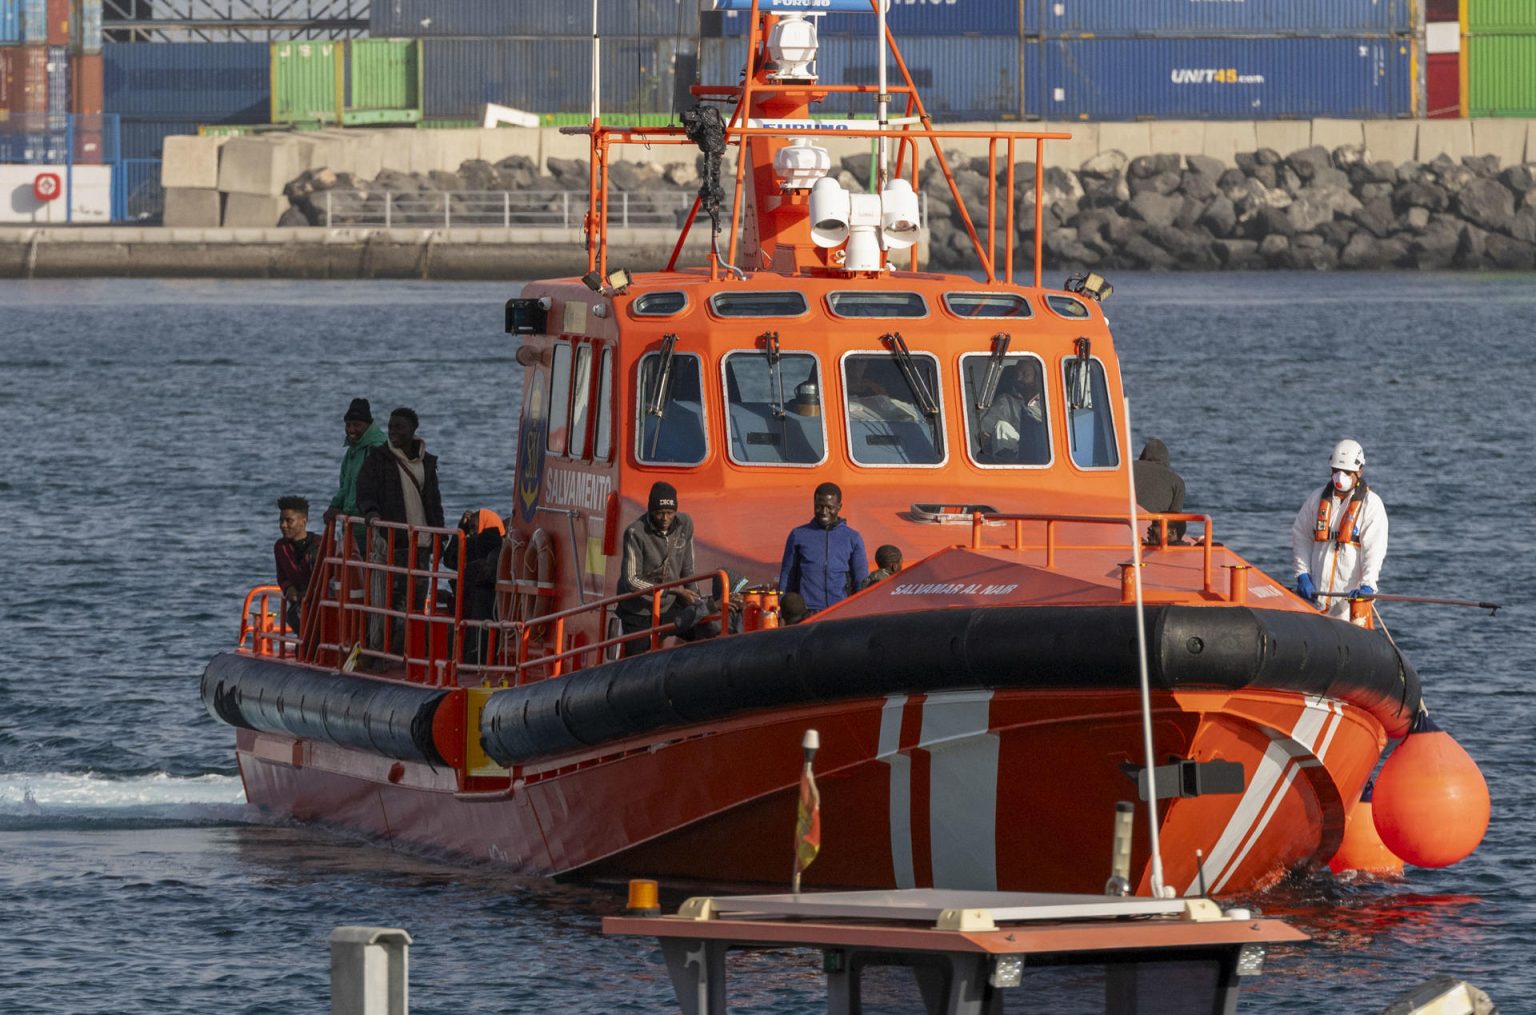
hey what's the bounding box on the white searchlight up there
[810,177,923,272]
[767,13,818,81]
[774,138,832,191]
[880,178,920,250]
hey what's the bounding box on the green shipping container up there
[1464,0,1536,33]
[348,38,422,125]
[1465,33,1536,115]
[271,41,342,124]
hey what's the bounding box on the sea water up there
[1,274,1530,1013]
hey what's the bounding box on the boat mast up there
[589,0,600,124]
[875,0,888,188]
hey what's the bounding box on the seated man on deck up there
[616,482,720,657]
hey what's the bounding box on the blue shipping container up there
[373,0,697,38]
[422,37,680,118]
[1037,37,1411,120]
[1,0,20,44]
[1041,0,1408,37]
[119,117,203,159]
[701,34,1022,119]
[19,0,43,42]
[724,0,1032,37]
[103,42,269,122]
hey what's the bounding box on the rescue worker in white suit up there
[1290,438,1388,621]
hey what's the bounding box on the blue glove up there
[1351,585,1375,598]
[1296,574,1317,603]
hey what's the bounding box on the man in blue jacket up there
[778,482,869,615]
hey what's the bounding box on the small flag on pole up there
[792,729,821,894]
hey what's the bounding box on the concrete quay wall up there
[0,226,703,280]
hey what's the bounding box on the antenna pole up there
[1122,397,1169,898]
[589,0,601,123]
[875,0,889,188]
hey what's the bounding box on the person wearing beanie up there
[616,481,718,655]
[1132,438,1186,545]
[324,397,387,525]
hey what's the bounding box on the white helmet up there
[1329,438,1365,472]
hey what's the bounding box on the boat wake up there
[0,770,249,830]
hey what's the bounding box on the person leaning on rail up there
[1133,438,1187,545]
[1290,438,1388,621]
[616,482,720,657]
[323,398,386,532]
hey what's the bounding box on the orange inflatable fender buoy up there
[1371,715,1490,869]
[1328,782,1404,876]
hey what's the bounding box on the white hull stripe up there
[1185,697,1344,896]
[920,690,999,891]
[877,695,915,889]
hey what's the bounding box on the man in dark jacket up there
[274,495,321,631]
[324,398,387,527]
[616,482,717,656]
[1133,438,1186,544]
[356,407,444,659]
[778,482,869,615]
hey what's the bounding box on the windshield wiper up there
[882,332,939,417]
[644,333,679,458]
[762,330,785,418]
[975,333,1012,411]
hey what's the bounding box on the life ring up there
[495,534,524,622]
[33,172,62,203]
[521,528,558,622]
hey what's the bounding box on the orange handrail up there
[970,511,1219,597]
[238,584,297,658]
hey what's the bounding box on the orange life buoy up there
[519,528,557,623]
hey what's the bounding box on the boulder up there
[1484,234,1536,270]
[1498,164,1535,194]
[1393,180,1449,213]
[1128,190,1181,228]
[494,155,539,190]
[1213,238,1266,269]
[1285,192,1335,233]
[1455,222,1490,269]
[1041,165,1083,211]
[1079,169,1129,208]
[1129,170,1182,197]
[1461,154,1501,179]
[1258,234,1290,261]
[1306,183,1362,216]
[1254,147,1284,166]
[608,161,661,191]
[1122,234,1174,269]
[426,170,462,191]
[1308,165,1351,191]
[1358,182,1393,202]
[1128,153,1181,178]
[1246,162,1279,189]
[1255,205,1295,237]
[1185,154,1226,180]
[1081,150,1129,177]
[1404,206,1432,231]
[1435,162,1476,192]
[1332,144,1368,168]
[1411,221,1459,268]
[1509,206,1536,244]
[1198,194,1237,237]
[1454,178,1516,232]
[841,154,873,189]
[1351,197,1397,239]
[546,157,589,185]
[1285,145,1333,181]
[1316,219,1355,249]
[1180,168,1220,202]
[662,161,698,188]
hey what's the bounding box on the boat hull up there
[235,684,1383,895]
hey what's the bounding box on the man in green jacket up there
[324,398,387,526]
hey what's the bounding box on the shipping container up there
[1465,33,1536,115]
[270,40,341,123]
[1038,36,1411,120]
[19,0,43,42]
[103,42,268,121]
[118,115,199,158]
[372,0,697,39]
[70,48,101,113]
[2,0,19,44]
[1040,0,1408,37]
[44,0,65,44]
[1425,51,1459,118]
[44,43,64,114]
[422,36,680,118]
[347,38,421,123]
[1464,0,1536,34]
[723,0,1031,37]
[0,45,48,115]
[1425,0,1458,20]
[72,0,102,54]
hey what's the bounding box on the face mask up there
[1332,471,1356,493]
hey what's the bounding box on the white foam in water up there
[0,771,248,824]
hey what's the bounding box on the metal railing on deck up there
[246,516,735,687]
[969,511,1235,601]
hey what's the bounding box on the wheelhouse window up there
[722,351,826,466]
[1062,356,1119,469]
[945,292,1032,318]
[842,352,945,466]
[636,350,707,465]
[568,343,593,458]
[1045,294,1091,320]
[593,347,614,462]
[546,341,573,455]
[633,291,687,316]
[828,291,927,318]
[961,353,1051,466]
[709,291,808,317]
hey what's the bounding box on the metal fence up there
[316,189,715,229]
[114,158,165,222]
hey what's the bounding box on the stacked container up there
[2,0,104,161]
[268,38,422,125]
[104,41,267,157]
[1462,0,1536,116]
[368,0,691,122]
[1037,0,1414,120]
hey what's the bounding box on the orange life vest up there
[1313,483,1367,546]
